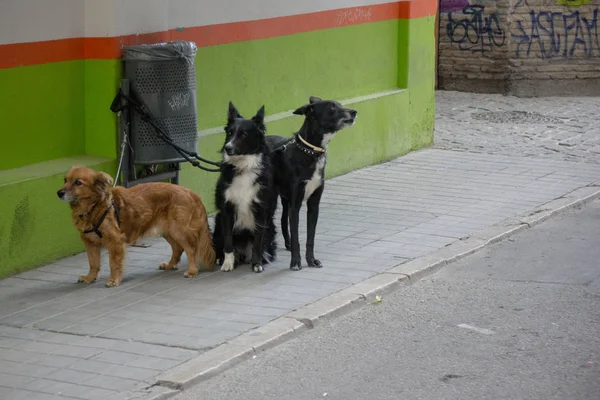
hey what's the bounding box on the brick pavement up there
[435,91,600,164]
[2,92,600,399]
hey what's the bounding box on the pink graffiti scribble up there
[440,0,470,13]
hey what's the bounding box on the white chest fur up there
[224,155,262,231]
[303,156,326,202]
[321,133,335,148]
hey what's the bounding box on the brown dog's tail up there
[193,195,216,270]
[198,218,216,270]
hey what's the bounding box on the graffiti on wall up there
[441,0,470,13]
[512,8,600,58]
[445,5,506,53]
[336,7,372,25]
[440,0,492,13]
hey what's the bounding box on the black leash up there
[110,89,222,173]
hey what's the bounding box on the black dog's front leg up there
[306,186,323,268]
[212,213,225,265]
[281,197,291,251]
[251,214,266,273]
[220,206,236,272]
[289,191,304,271]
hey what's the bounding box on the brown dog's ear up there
[94,171,114,196]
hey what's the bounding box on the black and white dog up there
[212,102,277,273]
[266,96,357,271]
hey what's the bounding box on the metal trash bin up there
[123,41,199,165]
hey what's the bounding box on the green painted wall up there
[0,157,114,278]
[0,61,85,170]
[195,20,402,130]
[0,16,436,277]
[406,16,437,150]
[84,60,121,158]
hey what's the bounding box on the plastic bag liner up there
[123,40,197,64]
[122,40,199,165]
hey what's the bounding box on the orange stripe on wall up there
[0,0,436,69]
[0,38,84,70]
[406,0,438,19]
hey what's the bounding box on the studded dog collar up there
[284,134,326,156]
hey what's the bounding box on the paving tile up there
[2,389,63,400]
[126,355,186,371]
[216,296,303,311]
[0,372,37,389]
[90,350,136,365]
[98,364,159,382]
[34,355,80,369]
[45,368,97,385]
[83,375,140,391]
[8,363,60,379]
[48,344,104,360]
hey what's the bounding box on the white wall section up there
[1,0,408,45]
[0,0,84,45]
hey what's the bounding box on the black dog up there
[265,96,357,271]
[212,102,277,273]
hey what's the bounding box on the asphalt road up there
[176,200,600,400]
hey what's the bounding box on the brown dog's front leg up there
[105,242,125,287]
[79,241,101,284]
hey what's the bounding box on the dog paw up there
[104,279,120,288]
[77,275,97,284]
[284,242,292,251]
[220,253,235,272]
[184,270,198,278]
[252,264,264,273]
[290,258,302,271]
[159,262,179,271]
[220,263,235,272]
[307,258,323,268]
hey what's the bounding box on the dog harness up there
[82,199,121,239]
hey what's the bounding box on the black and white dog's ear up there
[294,96,321,115]
[293,103,314,116]
[252,105,266,132]
[228,101,242,123]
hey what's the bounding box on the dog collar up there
[297,134,325,153]
[287,135,326,156]
[83,199,121,239]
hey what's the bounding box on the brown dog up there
[57,165,215,287]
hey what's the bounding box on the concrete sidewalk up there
[2,147,600,399]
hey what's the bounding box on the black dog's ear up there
[293,103,314,116]
[228,101,242,122]
[94,171,113,197]
[309,96,322,104]
[252,105,266,131]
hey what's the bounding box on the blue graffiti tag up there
[446,5,506,53]
[512,9,599,58]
